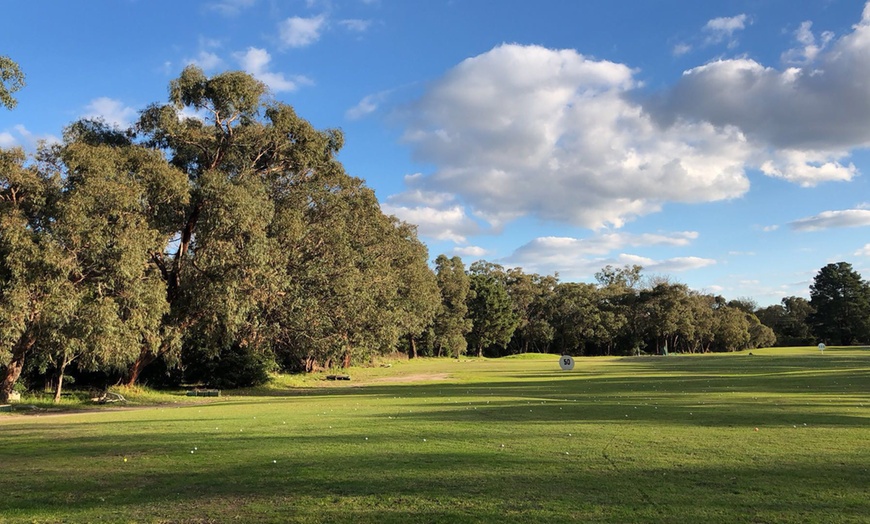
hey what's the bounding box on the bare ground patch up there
[369,373,451,383]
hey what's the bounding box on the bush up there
[184,343,275,389]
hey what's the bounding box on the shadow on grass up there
[1,352,867,522]
[1,432,868,523]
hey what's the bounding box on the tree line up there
[2,64,867,402]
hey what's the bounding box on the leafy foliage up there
[0,55,25,110]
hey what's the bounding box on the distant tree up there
[727,297,758,314]
[757,296,814,346]
[505,268,557,354]
[391,222,440,359]
[640,282,694,354]
[546,282,602,355]
[808,262,870,345]
[685,293,717,353]
[595,264,643,354]
[466,262,519,357]
[432,255,472,358]
[712,306,751,352]
[0,56,25,110]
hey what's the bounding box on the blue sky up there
[3,0,870,306]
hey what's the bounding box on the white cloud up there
[855,244,870,256]
[82,97,137,129]
[381,185,480,243]
[650,5,870,162]
[346,95,377,120]
[759,149,856,186]
[186,50,224,71]
[454,245,488,258]
[279,15,326,48]
[503,231,712,279]
[0,131,16,148]
[235,47,311,92]
[0,125,60,150]
[672,43,692,56]
[346,90,391,120]
[782,21,834,64]
[401,44,753,230]
[789,209,870,231]
[703,14,749,47]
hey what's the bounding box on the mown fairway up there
[1,348,868,524]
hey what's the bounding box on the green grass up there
[1,347,868,523]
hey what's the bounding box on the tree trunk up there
[53,354,69,404]
[0,332,36,403]
[476,343,483,358]
[408,334,417,359]
[125,348,156,386]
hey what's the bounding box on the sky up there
[3,0,870,307]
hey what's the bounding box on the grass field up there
[1,347,868,523]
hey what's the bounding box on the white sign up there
[818,343,826,352]
[559,355,575,371]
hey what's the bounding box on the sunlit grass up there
[1,347,868,523]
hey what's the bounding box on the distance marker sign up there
[559,355,575,371]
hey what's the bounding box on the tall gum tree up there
[0,147,69,402]
[129,66,346,383]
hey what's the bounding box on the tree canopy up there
[0,56,25,110]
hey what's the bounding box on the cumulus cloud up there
[789,209,870,231]
[381,181,480,243]
[235,47,311,92]
[83,97,138,129]
[391,6,870,243]
[454,245,488,258]
[855,244,870,256]
[399,44,753,230]
[280,15,326,48]
[503,231,713,279]
[186,50,224,71]
[649,3,870,172]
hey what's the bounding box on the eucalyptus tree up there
[391,222,439,359]
[595,264,644,354]
[49,123,188,395]
[0,147,70,402]
[270,175,429,370]
[505,268,557,354]
[130,65,347,382]
[0,55,24,110]
[546,282,603,355]
[639,282,694,354]
[466,261,519,357]
[432,255,472,358]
